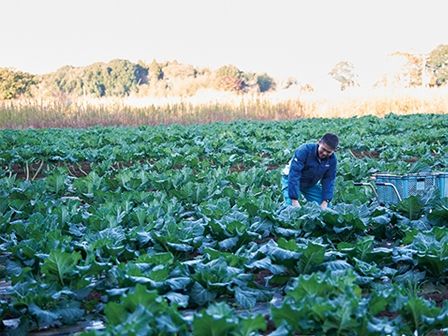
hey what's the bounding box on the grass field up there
[1,87,448,129]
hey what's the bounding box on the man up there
[281,133,338,209]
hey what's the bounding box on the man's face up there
[317,141,335,159]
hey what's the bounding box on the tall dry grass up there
[1,87,447,129]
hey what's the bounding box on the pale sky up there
[1,0,447,86]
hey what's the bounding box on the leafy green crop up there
[1,114,448,335]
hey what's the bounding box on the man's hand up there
[320,200,328,210]
[291,199,301,208]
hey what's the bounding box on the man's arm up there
[288,146,308,205]
[321,158,337,206]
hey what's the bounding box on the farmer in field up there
[281,133,338,210]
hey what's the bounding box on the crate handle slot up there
[375,182,402,202]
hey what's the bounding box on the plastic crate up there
[373,173,439,204]
[436,172,448,198]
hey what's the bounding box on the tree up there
[426,44,448,86]
[102,59,142,96]
[329,61,359,90]
[0,68,37,99]
[256,73,276,92]
[41,60,147,97]
[162,60,197,79]
[390,51,425,87]
[215,65,246,92]
[78,63,106,97]
[283,77,298,90]
[149,59,164,82]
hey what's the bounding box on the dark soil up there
[350,149,380,159]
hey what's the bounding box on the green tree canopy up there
[427,44,448,86]
[8,59,278,98]
[215,65,247,92]
[0,68,37,99]
[162,60,197,79]
[42,59,148,97]
[256,73,276,92]
[148,59,164,82]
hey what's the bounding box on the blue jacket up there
[285,143,337,201]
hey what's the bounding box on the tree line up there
[0,59,275,100]
[1,44,448,100]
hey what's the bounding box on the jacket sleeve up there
[288,146,308,200]
[321,157,337,201]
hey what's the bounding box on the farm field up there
[1,113,448,335]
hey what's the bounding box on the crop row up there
[1,113,448,335]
